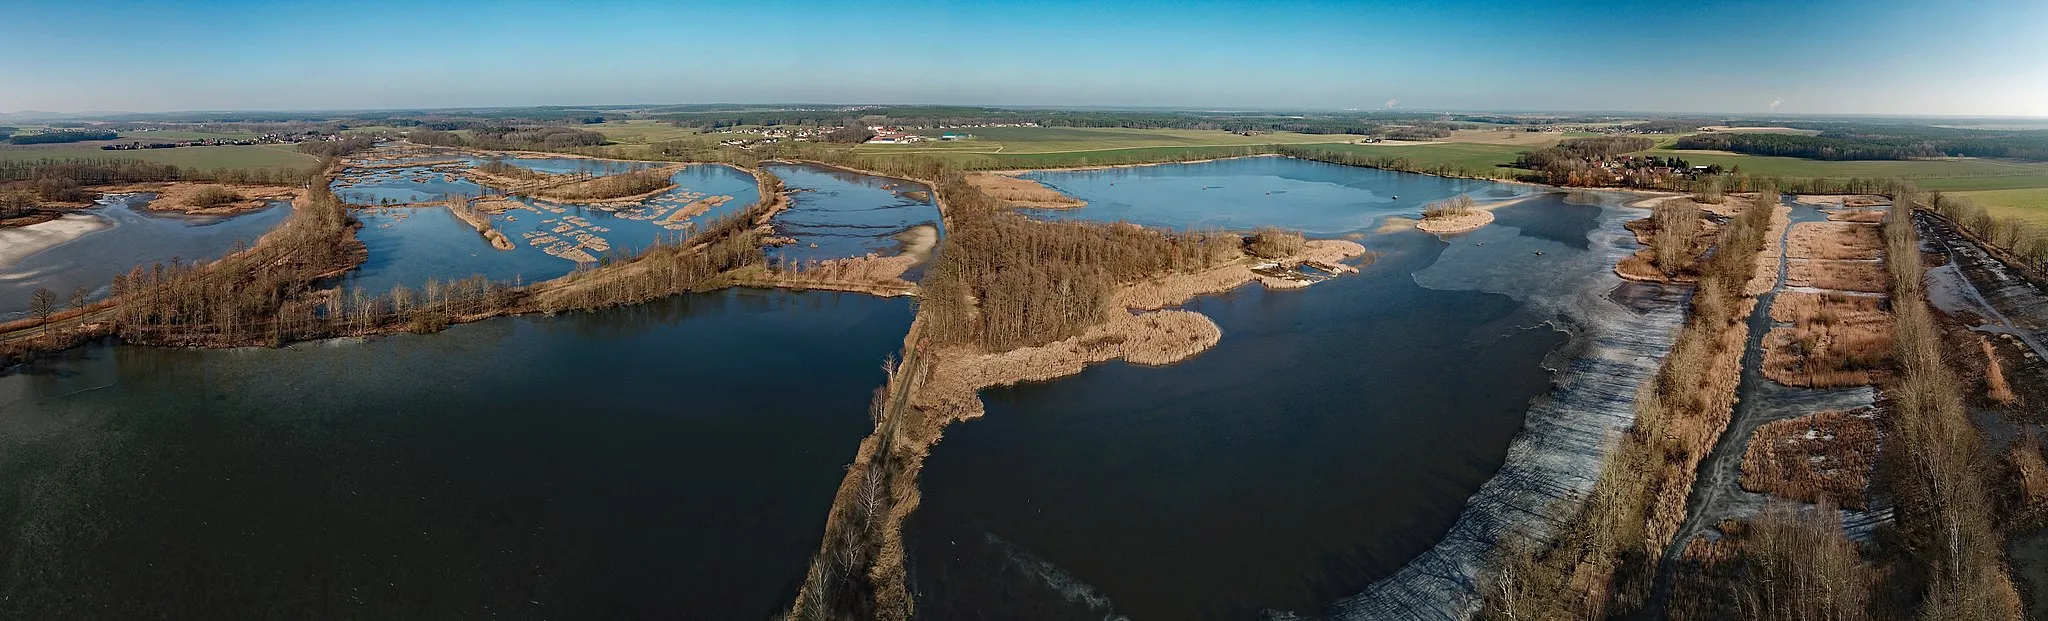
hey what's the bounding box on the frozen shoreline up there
[0,213,109,271]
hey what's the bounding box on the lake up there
[907,158,1678,619]
[0,288,911,619]
[0,193,290,319]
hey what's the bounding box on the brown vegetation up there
[1761,292,1892,388]
[445,195,515,250]
[1666,504,1877,621]
[964,172,1085,209]
[1876,189,2023,620]
[1482,188,1780,620]
[1786,259,1889,293]
[1787,221,1884,260]
[527,167,679,203]
[2008,431,2048,522]
[1981,336,2018,406]
[110,186,368,347]
[94,181,302,216]
[1619,197,1718,282]
[1739,409,1877,508]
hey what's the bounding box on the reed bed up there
[1739,409,1877,508]
[1481,189,1781,620]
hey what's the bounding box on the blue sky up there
[3,0,2044,115]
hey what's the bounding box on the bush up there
[185,186,242,207]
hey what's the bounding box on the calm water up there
[338,164,761,294]
[764,163,942,264]
[0,194,290,319]
[910,226,1569,619]
[910,160,1620,619]
[331,157,657,206]
[1021,156,1539,233]
[0,289,912,619]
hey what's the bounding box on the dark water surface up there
[0,194,290,319]
[910,192,1606,619]
[0,289,911,619]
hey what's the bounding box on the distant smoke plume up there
[1768,97,1784,111]
[1384,98,1400,109]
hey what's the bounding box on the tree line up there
[0,157,326,205]
[7,129,118,145]
[1677,130,2048,161]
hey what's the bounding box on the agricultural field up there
[1953,188,2048,226]
[590,119,731,146]
[1638,146,2048,189]
[0,144,318,169]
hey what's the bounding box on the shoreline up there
[0,212,111,269]
[983,152,1283,175]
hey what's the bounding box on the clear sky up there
[3,0,2044,116]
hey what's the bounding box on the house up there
[865,132,924,145]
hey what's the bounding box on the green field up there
[590,120,728,146]
[1287,142,1529,173]
[0,144,319,169]
[1639,147,2048,188]
[1953,188,2048,226]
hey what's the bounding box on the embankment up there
[1473,190,1779,620]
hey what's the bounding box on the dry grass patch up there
[965,172,1085,209]
[1830,209,1889,223]
[529,166,682,203]
[1762,291,1892,388]
[1786,260,1888,293]
[1982,336,2019,406]
[98,181,300,215]
[1618,197,1719,282]
[1739,409,1877,508]
[1787,221,1883,260]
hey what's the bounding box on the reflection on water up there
[0,193,290,318]
[0,289,912,619]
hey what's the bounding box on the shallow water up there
[763,163,942,264]
[330,157,659,206]
[909,177,1665,619]
[1021,156,1539,234]
[0,288,912,619]
[0,194,290,319]
[337,164,761,294]
[331,165,487,205]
